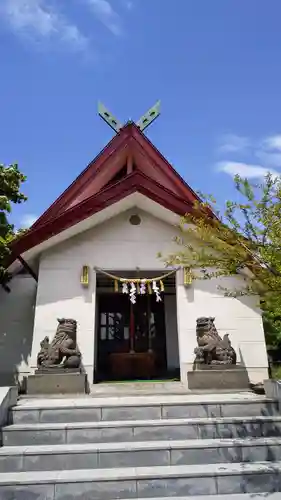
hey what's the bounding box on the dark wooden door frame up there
[96,292,167,381]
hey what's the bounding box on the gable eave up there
[31,124,132,230]
[31,122,200,230]
[9,171,193,265]
[130,123,202,202]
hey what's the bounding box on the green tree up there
[165,173,281,347]
[0,163,27,289]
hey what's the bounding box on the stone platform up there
[26,371,86,395]
[1,391,280,498]
[188,365,249,390]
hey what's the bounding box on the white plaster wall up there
[31,268,97,383]
[39,209,179,271]
[164,295,179,370]
[0,275,37,385]
[32,206,268,386]
[176,270,268,385]
[32,209,179,382]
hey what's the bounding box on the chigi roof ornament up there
[98,100,161,134]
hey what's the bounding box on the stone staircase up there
[1,391,281,499]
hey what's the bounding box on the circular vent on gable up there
[129,214,141,226]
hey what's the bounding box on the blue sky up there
[1,0,281,228]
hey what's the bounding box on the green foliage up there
[0,163,27,287]
[166,173,281,347]
[271,364,281,380]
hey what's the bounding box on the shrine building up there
[0,104,269,389]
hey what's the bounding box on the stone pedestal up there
[188,365,249,391]
[26,370,87,395]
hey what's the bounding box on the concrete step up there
[3,415,281,446]
[0,462,281,498]
[10,394,278,424]
[92,382,186,396]
[1,437,281,473]
[116,496,281,500]
[88,382,251,396]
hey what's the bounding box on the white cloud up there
[263,135,281,151]
[0,0,88,51]
[20,213,38,228]
[217,132,281,178]
[256,150,281,168]
[85,0,122,35]
[256,134,281,168]
[218,134,250,154]
[217,161,280,179]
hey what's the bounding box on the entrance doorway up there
[96,292,168,382]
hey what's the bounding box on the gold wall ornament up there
[80,265,90,287]
[183,267,193,286]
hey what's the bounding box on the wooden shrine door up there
[96,293,167,381]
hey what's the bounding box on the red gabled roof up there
[10,122,201,261]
